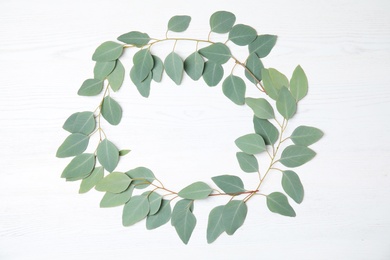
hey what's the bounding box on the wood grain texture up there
[1,0,390,259]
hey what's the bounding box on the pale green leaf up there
[63,111,95,135]
[184,52,204,81]
[152,55,164,82]
[211,175,245,194]
[164,52,183,85]
[125,167,155,189]
[122,195,150,226]
[144,191,163,215]
[210,11,236,33]
[130,67,152,98]
[146,199,171,230]
[222,200,247,235]
[228,24,257,46]
[79,166,104,194]
[222,75,246,105]
[117,31,150,47]
[248,35,277,58]
[235,133,266,154]
[100,185,134,208]
[290,65,308,101]
[171,201,196,244]
[261,68,289,100]
[291,125,324,146]
[178,181,212,200]
[245,53,264,84]
[94,61,116,80]
[119,149,131,156]
[95,172,131,193]
[280,145,316,167]
[101,96,122,125]
[133,49,153,82]
[253,117,279,145]
[61,153,95,181]
[92,41,123,62]
[207,205,225,243]
[96,139,119,172]
[202,61,223,87]
[171,199,194,226]
[168,15,191,32]
[245,97,275,119]
[267,192,296,217]
[276,86,297,119]
[78,79,104,96]
[282,170,304,204]
[107,60,125,92]
[198,43,231,64]
[236,152,258,173]
[56,133,89,158]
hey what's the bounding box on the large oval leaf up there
[261,68,289,100]
[168,15,191,32]
[290,65,308,101]
[130,67,152,98]
[144,191,163,215]
[107,60,125,92]
[202,61,223,87]
[235,133,266,154]
[100,186,134,208]
[96,139,119,172]
[184,51,204,81]
[117,31,150,47]
[125,167,155,189]
[229,24,257,46]
[101,96,122,125]
[207,205,225,243]
[78,79,104,96]
[236,152,258,173]
[276,86,297,119]
[79,166,104,194]
[164,52,183,85]
[222,200,247,235]
[210,11,236,33]
[248,35,277,58]
[95,172,131,193]
[178,181,212,200]
[222,75,246,105]
[56,133,89,158]
[93,61,116,80]
[146,199,172,230]
[171,200,196,244]
[266,192,296,217]
[133,49,153,82]
[211,175,245,194]
[61,153,95,181]
[282,170,304,204]
[122,195,150,226]
[245,97,275,119]
[171,199,194,226]
[92,41,123,62]
[291,125,324,146]
[253,117,279,145]
[63,111,95,135]
[245,53,263,84]
[199,43,231,64]
[279,145,316,167]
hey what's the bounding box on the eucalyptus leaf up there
[211,175,245,194]
[171,201,196,244]
[96,139,119,172]
[266,192,296,217]
[79,166,104,194]
[171,199,194,226]
[95,172,131,193]
[202,61,223,87]
[117,31,150,47]
[61,153,95,181]
[245,53,263,84]
[184,52,204,81]
[56,133,89,158]
[210,11,236,33]
[235,133,266,155]
[291,126,324,146]
[276,86,297,119]
[130,67,152,98]
[100,185,134,208]
[228,24,257,46]
[92,41,123,62]
[125,167,155,189]
[119,149,131,156]
[164,52,183,85]
[282,170,304,204]
[133,49,154,82]
[279,145,316,168]
[178,181,213,200]
[261,68,289,100]
[198,43,231,64]
[145,191,163,215]
[122,195,150,226]
[146,199,171,230]
[63,111,95,135]
[101,96,122,125]
[222,75,246,105]
[290,65,308,101]
[94,61,116,80]
[222,200,247,235]
[107,60,125,92]
[78,79,104,96]
[249,35,277,58]
[236,152,258,173]
[253,117,279,145]
[168,15,191,32]
[245,97,275,119]
[152,55,164,82]
[207,205,225,243]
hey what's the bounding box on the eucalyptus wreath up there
[57,11,323,244]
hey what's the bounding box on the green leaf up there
[222,200,247,235]
[253,117,279,145]
[133,49,154,82]
[94,61,116,80]
[122,195,150,226]
[145,191,163,215]
[119,149,131,156]
[291,126,324,146]
[101,96,122,125]
[107,60,125,92]
[79,166,104,194]
[211,175,245,194]
[235,133,266,155]
[207,205,225,243]
[152,55,164,82]
[245,53,264,84]
[266,192,296,217]
[95,172,131,193]
[202,61,224,87]
[184,52,204,81]
[178,181,212,200]
[282,170,304,204]
[164,52,183,85]
[279,145,316,168]
[236,152,258,173]
[171,201,196,244]
[276,86,297,119]
[228,24,257,46]
[171,199,194,226]
[96,139,119,172]
[146,199,172,230]
[130,67,152,98]
[210,11,236,33]
[261,68,289,100]
[100,185,134,208]
[125,167,155,189]
[290,65,308,101]
[117,31,150,47]
[56,133,89,158]
[63,111,95,135]
[61,153,95,181]
[168,15,191,32]
[248,35,277,58]
[77,79,104,96]
[198,43,231,64]
[222,75,246,105]
[92,41,123,62]
[245,97,275,119]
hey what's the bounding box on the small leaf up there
[107,60,125,92]
[125,167,155,189]
[164,52,183,85]
[95,172,131,193]
[117,31,150,47]
[290,65,308,101]
[253,117,279,145]
[96,139,119,172]
[207,205,225,243]
[145,191,163,215]
[146,199,172,230]
[282,170,304,204]
[261,68,289,100]
[228,24,257,46]
[235,133,266,155]
[61,153,95,181]
[78,79,104,96]
[94,61,116,80]
[198,43,231,64]
[245,53,264,84]
[178,181,212,200]
[279,145,316,168]
[211,175,245,194]
[100,185,134,208]
[92,41,123,62]
[122,195,150,226]
[119,149,131,156]
[168,15,191,32]
[56,133,89,158]
[222,75,246,105]
[171,201,196,244]
[248,35,277,58]
[210,11,236,33]
[202,61,224,87]
[79,166,104,194]
[101,96,122,125]
[171,199,194,226]
[245,97,275,119]
[291,126,324,146]
[63,111,95,135]
[184,52,204,81]
[133,49,154,82]
[130,67,152,98]
[236,152,258,173]
[276,86,297,119]
[152,55,164,82]
[222,200,247,235]
[266,192,296,217]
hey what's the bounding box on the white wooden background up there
[1,0,389,259]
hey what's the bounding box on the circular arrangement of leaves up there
[57,11,323,244]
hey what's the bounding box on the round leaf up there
[290,65,308,101]
[63,111,95,135]
[96,139,120,172]
[78,79,104,96]
[222,75,246,105]
[248,34,277,58]
[228,24,257,46]
[222,200,247,235]
[266,192,296,217]
[92,41,123,62]
[164,52,183,85]
[198,43,231,64]
[279,145,316,168]
[235,133,266,154]
[117,31,150,47]
[211,175,245,194]
[168,15,191,32]
[282,170,304,204]
[56,133,89,158]
[122,195,150,226]
[184,52,204,81]
[245,97,275,119]
[291,125,324,146]
[202,61,223,87]
[178,181,213,200]
[101,96,122,125]
[236,152,258,173]
[207,205,225,243]
[61,153,95,181]
[210,11,236,33]
[95,172,131,193]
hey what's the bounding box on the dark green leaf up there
[178,181,212,200]
[171,200,196,244]
[235,133,266,154]
[79,166,104,194]
[122,195,150,226]
[245,53,264,84]
[117,31,150,47]
[202,61,223,87]
[282,170,304,204]
[56,133,89,158]
[210,11,236,33]
[61,153,95,181]
[291,126,324,146]
[164,52,183,85]
[146,199,171,230]
[279,145,316,167]
[130,67,152,98]
[236,152,258,173]
[78,79,104,96]
[94,61,116,80]
[276,86,297,119]
[211,175,245,194]
[107,60,125,92]
[171,199,194,226]
[168,15,191,32]
[222,75,246,105]
[145,191,163,215]
[253,117,279,145]
[96,139,119,172]
[100,185,134,208]
[101,96,122,125]
[95,172,131,193]
[207,205,225,243]
[266,192,296,217]
[261,68,289,100]
[245,97,275,119]
[125,167,155,189]
[119,149,131,156]
[133,49,153,82]
[222,200,247,235]
[290,65,308,101]
[184,52,204,81]
[248,35,277,58]
[92,41,123,62]
[152,55,164,82]
[198,43,231,64]
[63,111,95,135]
[228,24,257,46]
